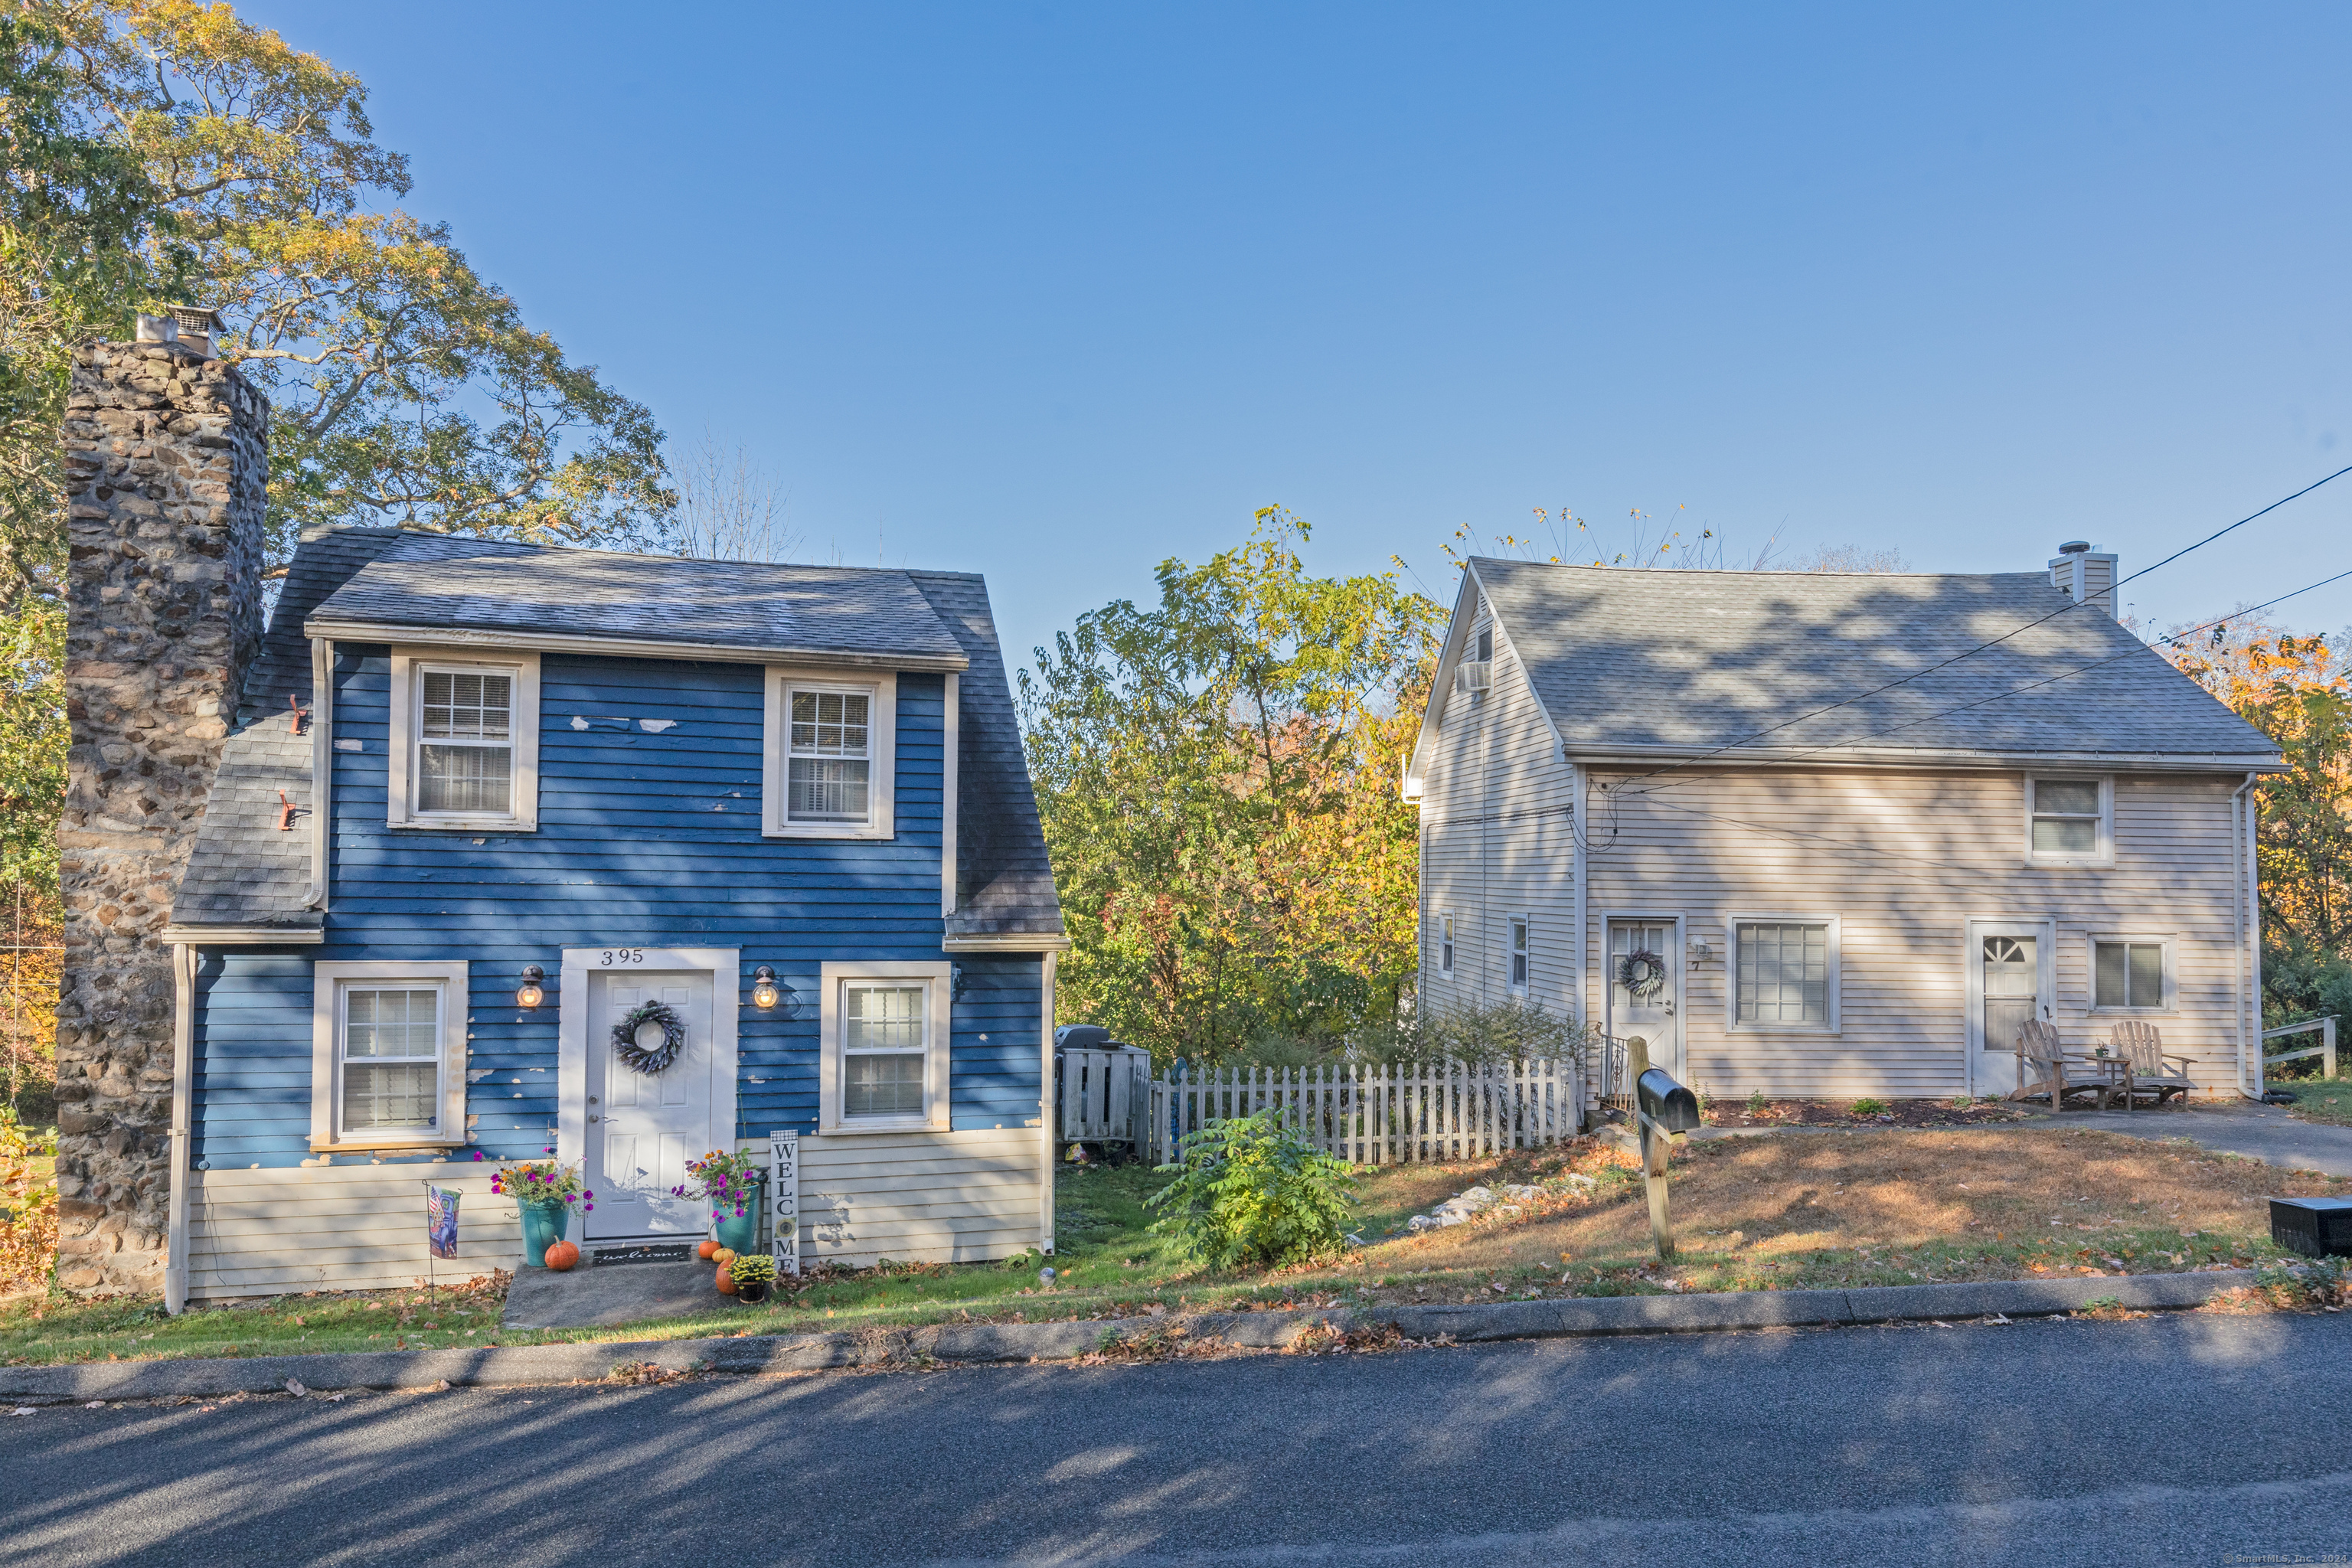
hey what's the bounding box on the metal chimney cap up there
[2057,540,2091,554]
[167,303,224,334]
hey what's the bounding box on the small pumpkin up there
[712,1246,737,1267]
[544,1239,580,1272]
[715,1264,737,1295]
[697,1240,720,1261]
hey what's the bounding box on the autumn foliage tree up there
[2168,616,2352,1031]
[1021,510,1440,1063]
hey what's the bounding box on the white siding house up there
[1404,547,2282,1101]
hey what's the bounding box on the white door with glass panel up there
[586,969,717,1241]
[1608,920,1681,1080]
[1969,920,2053,1098]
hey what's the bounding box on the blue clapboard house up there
[156,528,1067,1304]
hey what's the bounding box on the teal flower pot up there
[519,1200,570,1268]
[712,1207,757,1255]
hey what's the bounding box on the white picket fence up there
[1145,1057,1589,1166]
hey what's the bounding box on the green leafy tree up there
[1021,508,1440,1062]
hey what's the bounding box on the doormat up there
[590,1243,694,1266]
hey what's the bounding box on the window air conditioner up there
[1455,660,1492,696]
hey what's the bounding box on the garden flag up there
[426,1186,461,1259]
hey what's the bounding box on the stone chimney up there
[2048,539,2118,618]
[54,334,267,1295]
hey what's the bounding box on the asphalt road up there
[6,1313,2349,1567]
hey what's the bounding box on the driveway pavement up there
[5,1310,2347,1566]
[2050,1102,2352,1176]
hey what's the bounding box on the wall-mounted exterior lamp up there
[951,963,968,1004]
[750,965,784,1011]
[517,965,546,1009]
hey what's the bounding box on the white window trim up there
[385,647,541,831]
[763,667,897,839]
[1507,913,1530,994]
[2024,775,2113,868]
[818,959,950,1134]
[309,959,469,1151]
[1438,913,1455,980]
[1724,913,1842,1034]
[2087,932,2177,1014]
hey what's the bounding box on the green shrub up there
[1850,1098,1890,1116]
[1146,1109,1357,1270]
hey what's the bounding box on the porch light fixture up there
[750,965,783,1011]
[516,965,546,1009]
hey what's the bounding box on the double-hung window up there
[2092,936,2170,1011]
[819,960,949,1132]
[309,960,469,1149]
[1730,917,1839,1031]
[1508,916,1530,991]
[1438,913,1455,979]
[2026,776,2112,866]
[764,669,897,838]
[386,650,541,830]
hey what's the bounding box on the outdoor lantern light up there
[750,965,782,1010]
[516,965,545,1009]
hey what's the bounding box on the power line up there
[1599,464,2352,797]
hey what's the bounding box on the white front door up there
[586,968,717,1242]
[1608,918,1681,1080]
[1968,920,2053,1098]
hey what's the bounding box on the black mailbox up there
[1636,1068,1703,1135]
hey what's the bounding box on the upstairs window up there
[2026,776,2112,866]
[386,651,540,830]
[765,669,897,839]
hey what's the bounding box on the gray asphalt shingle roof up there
[1468,556,2278,762]
[305,532,968,665]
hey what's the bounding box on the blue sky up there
[246,2,2352,671]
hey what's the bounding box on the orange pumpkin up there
[544,1240,580,1272]
[715,1264,737,1295]
[697,1240,720,1261]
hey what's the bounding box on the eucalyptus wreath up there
[612,999,687,1074]
[1615,949,1668,1000]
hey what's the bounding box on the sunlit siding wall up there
[1416,609,1579,1024]
[1575,767,2244,1099]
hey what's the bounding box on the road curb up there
[0,1269,2257,1403]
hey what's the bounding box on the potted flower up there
[485,1148,592,1268]
[674,1148,765,1255]
[727,1250,778,1304]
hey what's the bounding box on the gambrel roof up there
[168,529,1062,946]
[1408,557,2279,785]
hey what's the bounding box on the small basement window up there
[2092,937,2170,1011]
[309,960,469,1150]
[386,650,541,831]
[2026,776,2111,866]
[764,669,897,838]
[819,961,949,1132]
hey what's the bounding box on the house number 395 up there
[599,949,645,966]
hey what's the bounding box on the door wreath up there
[1615,949,1668,1000]
[612,999,687,1074]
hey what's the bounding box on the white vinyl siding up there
[763,668,897,839]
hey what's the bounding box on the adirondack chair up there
[2105,1020,2195,1109]
[2011,1020,2101,1111]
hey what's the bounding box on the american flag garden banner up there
[426,1186,461,1259]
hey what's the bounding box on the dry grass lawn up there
[1344,1127,2350,1305]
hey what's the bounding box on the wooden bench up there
[2105,1020,2195,1109]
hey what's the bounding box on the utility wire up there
[1599,463,2352,798]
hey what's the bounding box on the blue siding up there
[188,651,1044,1170]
